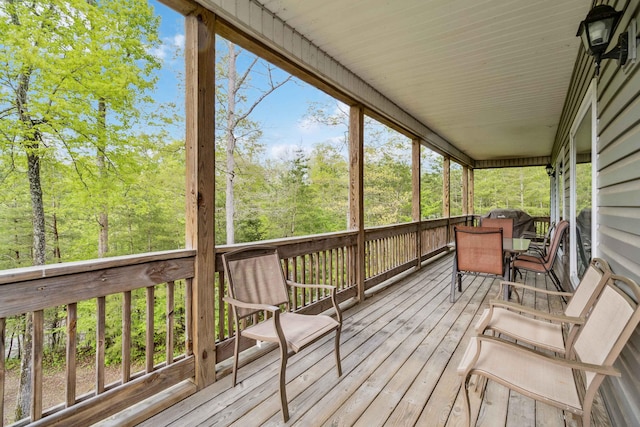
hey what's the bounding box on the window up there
[569,81,597,286]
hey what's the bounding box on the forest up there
[0,0,552,422]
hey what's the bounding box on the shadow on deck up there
[136,253,611,427]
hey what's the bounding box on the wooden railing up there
[0,216,476,426]
[532,216,552,236]
[0,250,197,426]
[213,231,359,361]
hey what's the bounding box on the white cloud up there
[297,117,320,133]
[149,33,185,62]
[269,143,313,160]
[172,34,185,50]
[149,45,168,60]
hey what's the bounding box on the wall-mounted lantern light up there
[577,4,634,75]
[545,163,555,178]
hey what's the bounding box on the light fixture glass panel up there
[587,19,611,46]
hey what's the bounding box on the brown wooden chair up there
[475,258,612,355]
[451,226,505,302]
[512,219,569,293]
[480,217,514,238]
[222,246,343,422]
[458,273,640,427]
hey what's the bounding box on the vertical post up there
[412,138,422,268]
[468,168,475,217]
[349,105,365,302]
[185,11,217,388]
[462,166,468,216]
[443,156,451,218]
[443,156,451,241]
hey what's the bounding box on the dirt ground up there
[3,363,133,425]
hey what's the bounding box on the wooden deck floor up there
[138,252,612,427]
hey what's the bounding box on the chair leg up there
[451,260,458,303]
[334,328,342,377]
[279,348,290,422]
[232,333,240,387]
[462,374,473,427]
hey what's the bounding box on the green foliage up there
[420,149,443,219]
[474,167,550,216]
[0,1,553,377]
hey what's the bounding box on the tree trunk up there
[14,313,32,421]
[52,209,61,262]
[97,100,109,257]
[225,42,237,245]
[26,150,46,265]
[17,65,42,420]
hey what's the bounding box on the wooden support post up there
[462,166,468,216]
[412,138,422,269]
[468,168,474,216]
[349,106,365,302]
[443,156,450,218]
[185,11,217,389]
[443,156,451,242]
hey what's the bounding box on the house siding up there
[553,1,640,425]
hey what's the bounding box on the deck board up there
[138,253,612,427]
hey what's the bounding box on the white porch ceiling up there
[254,0,592,163]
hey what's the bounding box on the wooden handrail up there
[0,216,482,426]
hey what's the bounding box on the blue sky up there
[148,0,346,160]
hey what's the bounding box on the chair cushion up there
[242,312,340,353]
[475,308,565,354]
[457,337,581,411]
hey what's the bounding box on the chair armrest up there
[498,281,573,298]
[475,336,621,377]
[223,296,279,313]
[488,299,584,325]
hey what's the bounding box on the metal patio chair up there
[475,258,612,356]
[451,226,505,302]
[458,273,640,427]
[480,217,514,238]
[222,246,343,422]
[511,219,569,293]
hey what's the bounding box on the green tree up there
[215,38,292,244]
[364,125,412,226]
[420,149,444,219]
[0,0,161,419]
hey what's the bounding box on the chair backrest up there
[538,221,556,252]
[454,225,504,276]
[222,246,290,319]
[572,274,640,390]
[564,257,611,318]
[481,217,514,238]
[540,220,569,266]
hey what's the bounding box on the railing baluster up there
[96,297,105,394]
[32,310,44,421]
[122,291,131,383]
[167,281,175,365]
[292,257,299,308]
[146,286,155,373]
[216,272,225,342]
[66,303,77,406]
[186,277,193,356]
[321,251,327,297]
[301,255,307,306]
